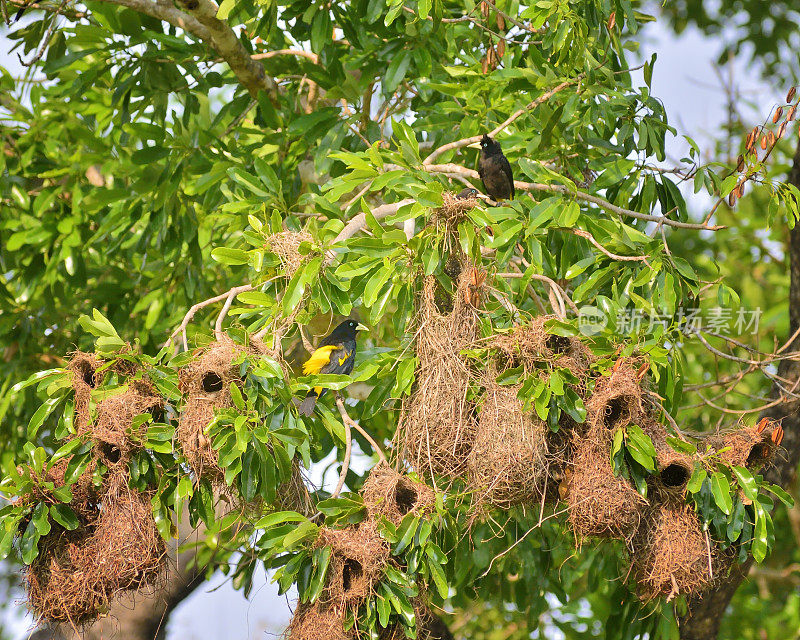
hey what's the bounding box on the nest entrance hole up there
[98,442,122,465]
[202,372,224,393]
[546,335,571,355]
[81,366,96,388]
[660,463,691,489]
[394,480,419,516]
[341,559,363,593]
[747,441,772,468]
[603,396,633,428]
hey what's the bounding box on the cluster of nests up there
[24,352,167,627]
[27,340,313,627]
[288,465,449,640]
[393,260,783,603]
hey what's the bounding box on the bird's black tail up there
[297,391,318,417]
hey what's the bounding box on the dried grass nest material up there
[585,361,645,432]
[265,230,313,277]
[396,269,482,480]
[25,468,166,626]
[67,352,105,432]
[467,376,565,509]
[362,465,435,526]
[177,339,275,481]
[644,419,694,496]
[430,191,480,231]
[629,501,730,602]
[287,602,352,640]
[487,316,595,381]
[707,423,780,470]
[566,426,647,541]
[288,599,451,640]
[315,520,390,606]
[88,379,164,465]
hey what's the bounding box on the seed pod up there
[480,1,489,18]
[496,14,505,30]
[607,12,616,31]
[728,192,736,207]
[788,87,796,103]
[778,122,787,139]
[789,105,798,121]
[736,155,744,172]
[761,135,768,150]
[768,131,776,146]
[497,38,506,58]
[482,55,489,75]
[773,107,784,123]
[738,182,746,198]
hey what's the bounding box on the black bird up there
[473,134,514,201]
[297,319,367,416]
[456,187,479,200]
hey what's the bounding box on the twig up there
[496,272,579,315]
[298,325,314,353]
[336,397,387,464]
[166,284,254,349]
[214,289,238,341]
[556,227,648,262]
[223,98,257,136]
[323,199,415,266]
[421,163,723,230]
[251,49,319,63]
[423,77,580,165]
[18,0,66,67]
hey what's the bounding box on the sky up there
[0,8,785,640]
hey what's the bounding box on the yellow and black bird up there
[473,134,514,201]
[297,319,367,416]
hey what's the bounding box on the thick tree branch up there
[95,0,212,40]
[323,199,415,266]
[421,163,722,230]
[677,135,800,640]
[95,0,277,98]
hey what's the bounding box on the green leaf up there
[227,167,269,197]
[50,504,80,530]
[687,466,706,493]
[211,247,250,266]
[31,502,51,536]
[731,466,758,502]
[384,49,412,93]
[764,483,794,507]
[230,382,245,411]
[710,471,733,516]
[752,501,769,563]
[27,397,62,438]
[20,518,41,564]
[254,511,307,530]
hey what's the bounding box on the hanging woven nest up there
[396,266,483,481]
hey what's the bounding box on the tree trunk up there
[678,138,800,638]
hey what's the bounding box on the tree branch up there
[422,163,723,230]
[323,199,415,266]
[95,0,277,99]
[422,78,580,165]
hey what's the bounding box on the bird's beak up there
[356,323,369,332]
[467,142,481,149]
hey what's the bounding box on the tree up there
[1,1,799,639]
